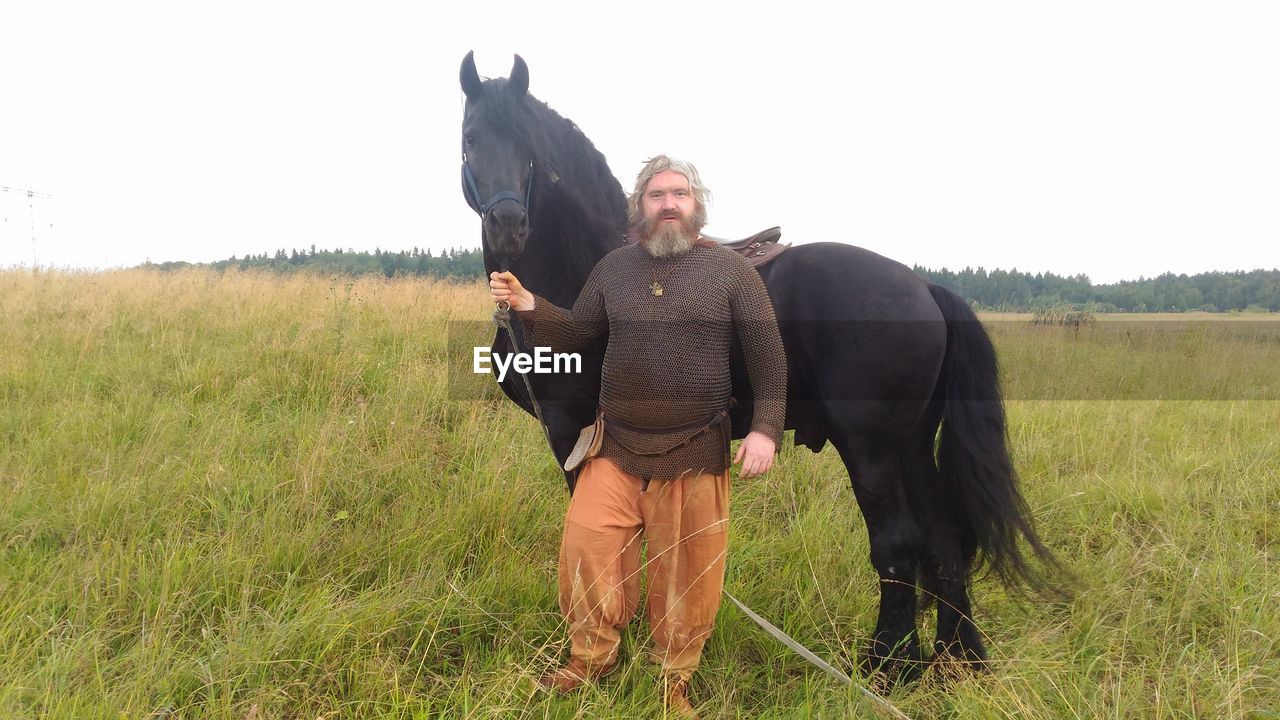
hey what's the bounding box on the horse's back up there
[741,242,947,450]
[759,242,943,323]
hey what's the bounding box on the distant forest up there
[145,246,1279,313]
[148,246,485,281]
[914,265,1280,313]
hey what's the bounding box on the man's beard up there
[635,212,702,258]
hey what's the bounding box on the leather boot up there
[663,675,699,719]
[536,656,618,694]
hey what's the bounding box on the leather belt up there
[601,408,731,458]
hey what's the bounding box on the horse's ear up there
[460,50,483,99]
[509,54,529,97]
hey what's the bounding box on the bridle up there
[461,152,534,218]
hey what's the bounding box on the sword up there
[722,590,911,720]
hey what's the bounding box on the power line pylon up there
[1,185,53,269]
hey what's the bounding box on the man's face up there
[641,170,697,230]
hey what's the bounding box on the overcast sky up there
[1,1,1276,283]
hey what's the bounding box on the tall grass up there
[1,269,1276,718]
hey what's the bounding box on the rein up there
[491,300,556,459]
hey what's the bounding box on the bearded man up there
[489,155,786,718]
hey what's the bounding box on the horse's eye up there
[464,134,476,148]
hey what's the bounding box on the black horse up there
[458,52,1060,681]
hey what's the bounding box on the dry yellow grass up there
[1,268,1277,718]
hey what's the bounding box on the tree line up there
[146,246,485,280]
[143,246,1278,312]
[914,265,1280,313]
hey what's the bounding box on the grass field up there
[1,269,1277,719]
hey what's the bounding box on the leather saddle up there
[704,226,790,269]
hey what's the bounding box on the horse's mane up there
[467,79,628,287]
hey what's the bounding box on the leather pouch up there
[563,413,605,471]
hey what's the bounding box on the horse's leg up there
[924,531,986,669]
[499,356,597,495]
[905,431,988,670]
[831,435,924,684]
[536,404,591,494]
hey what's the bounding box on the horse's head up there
[460,51,538,270]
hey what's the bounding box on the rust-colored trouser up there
[558,456,729,680]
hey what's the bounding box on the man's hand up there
[489,271,535,311]
[733,431,776,479]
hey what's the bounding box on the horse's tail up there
[928,284,1066,595]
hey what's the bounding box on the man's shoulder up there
[702,241,748,261]
[698,241,756,272]
[595,243,642,270]
[603,242,641,259]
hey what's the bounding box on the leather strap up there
[462,156,533,217]
[601,409,730,458]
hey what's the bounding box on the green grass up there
[1,269,1277,718]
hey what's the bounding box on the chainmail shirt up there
[518,242,786,479]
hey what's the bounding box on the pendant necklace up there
[650,257,679,296]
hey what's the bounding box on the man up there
[489,155,785,718]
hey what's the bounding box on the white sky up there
[1,1,1276,284]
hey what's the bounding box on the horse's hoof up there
[927,644,987,680]
[859,632,924,687]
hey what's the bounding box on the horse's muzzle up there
[484,200,530,264]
